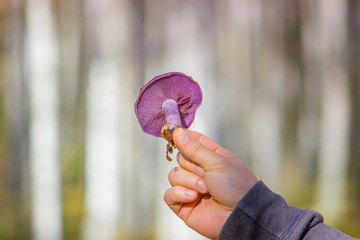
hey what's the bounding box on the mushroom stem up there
[162,99,182,129]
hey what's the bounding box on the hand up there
[163,128,258,239]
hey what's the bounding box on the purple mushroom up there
[135,72,202,160]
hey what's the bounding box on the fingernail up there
[176,128,190,144]
[196,166,205,177]
[185,189,197,198]
[197,179,207,192]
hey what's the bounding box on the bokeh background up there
[0,0,359,239]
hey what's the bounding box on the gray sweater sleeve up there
[218,181,357,240]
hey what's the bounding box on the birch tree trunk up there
[82,0,122,239]
[310,0,350,224]
[26,0,62,239]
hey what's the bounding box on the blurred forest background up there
[0,0,360,239]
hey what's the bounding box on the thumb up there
[173,128,221,170]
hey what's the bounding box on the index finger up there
[173,128,223,170]
[187,130,235,158]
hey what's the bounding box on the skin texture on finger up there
[168,167,208,193]
[177,153,205,177]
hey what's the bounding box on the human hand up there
[163,128,258,239]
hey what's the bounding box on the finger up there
[177,153,205,177]
[164,186,198,215]
[187,130,235,158]
[173,128,222,170]
[168,167,208,193]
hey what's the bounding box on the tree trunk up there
[82,0,122,239]
[26,0,62,239]
[310,0,350,224]
[348,0,360,206]
[4,0,31,238]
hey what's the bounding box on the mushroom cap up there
[135,72,202,137]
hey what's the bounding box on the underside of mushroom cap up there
[135,72,202,137]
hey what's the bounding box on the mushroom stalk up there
[162,99,182,129]
[161,99,182,161]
